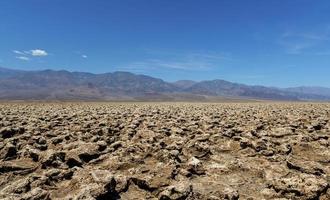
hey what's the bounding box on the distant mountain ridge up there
[285,86,330,98]
[0,66,26,79]
[0,67,329,101]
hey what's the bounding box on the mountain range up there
[0,67,330,101]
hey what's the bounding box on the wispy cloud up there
[124,59,212,71]
[282,31,330,41]
[16,56,30,61]
[118,50,232,72]
[313,51,330,55]
[279,28,330,55]
[143,48,232,60]
[73,51,88,59]
[13,50,25,55]
[188,53,232,60]
[281,42,312,55]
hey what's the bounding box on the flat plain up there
[0,102,329,200]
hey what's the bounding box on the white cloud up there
[16,56,30,61]
[13,50,26,55]
[82,54,87,58]
[12,49,49,61]
[30,49,48,56]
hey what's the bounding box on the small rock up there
[187,157,205,176]
[159,182,193,200]
[0,127,24,139]
[41,150,66,169]
[0,143,17,160]
[21,187,50,200]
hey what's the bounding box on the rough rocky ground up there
[0,102,329,200]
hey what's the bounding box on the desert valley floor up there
[0,102,329,200]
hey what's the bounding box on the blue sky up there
[1,0,330,87]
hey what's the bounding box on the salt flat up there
[0,103,329,199]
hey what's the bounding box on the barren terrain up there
[0,103,329,200]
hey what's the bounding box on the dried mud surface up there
[0,102,329,200]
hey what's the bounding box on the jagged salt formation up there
[0,103,329,199]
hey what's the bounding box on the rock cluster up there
[0,102,329,199]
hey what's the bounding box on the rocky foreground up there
[0,103,329,200]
